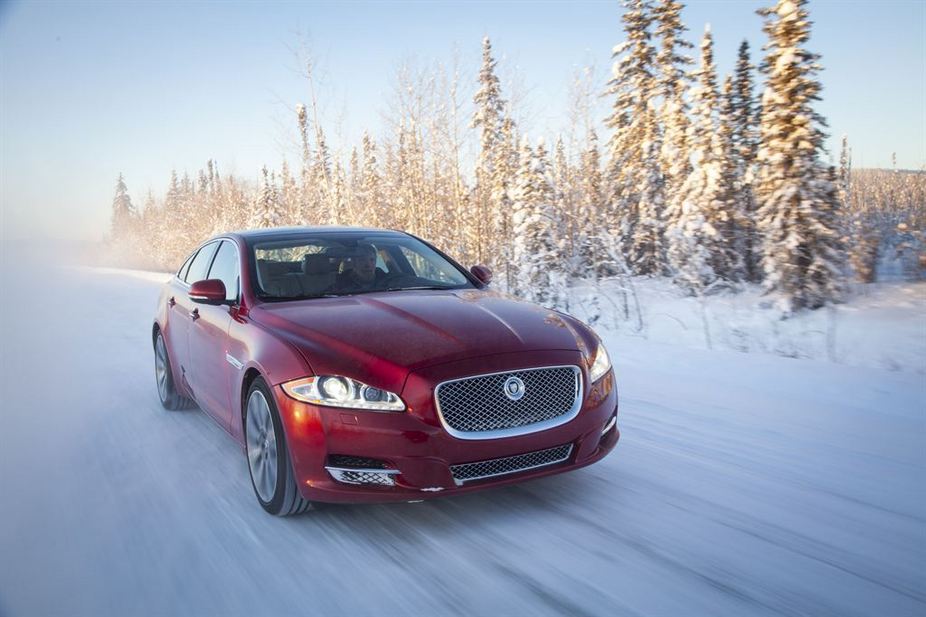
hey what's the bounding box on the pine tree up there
[490,116,519,290]
[731,40,761,281]
[605,0,664,275]
[250,166,284,229]
[553,136,576,275]
[653,0,693,235]
[577,130,608,276]
[279,160,299,225]
[472,36,510,267]
[110,174,136,242]
[755,0,846,310]
[162,170,187,264]
[512,139,566,307]
[666,26,739,292]
[718,75,746,280]
[359,132,385,229]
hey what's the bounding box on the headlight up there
[588,342,612,383]
[281,376,406,412]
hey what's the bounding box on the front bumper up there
[275,350,620,504]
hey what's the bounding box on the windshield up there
[251,233,474,300]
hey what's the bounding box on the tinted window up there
[177,253,194,280]
[207,241,240,302]
[252,233,472,299]
[184,242,218,284]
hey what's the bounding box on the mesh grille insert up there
[450,444,573,484]
[436,366,580,435]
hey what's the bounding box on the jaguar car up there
[152,227,619,515]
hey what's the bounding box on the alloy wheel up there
[246,389,278,503]
[155,335,169,402]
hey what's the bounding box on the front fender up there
[227,316,313,442]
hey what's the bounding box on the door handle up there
[168,296,176,307]
[190,308,200,321]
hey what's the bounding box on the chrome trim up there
[602,414,617,435]
[225,353,244,370]
[434,365,583,440]
[451,444,574,486]
[325,466,400,486]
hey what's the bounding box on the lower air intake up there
[326,467,398,486]
[450,444,573,485]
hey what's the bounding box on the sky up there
[1,0,924,241]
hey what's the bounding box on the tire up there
[154,330,193,410]
[245,377,313,516]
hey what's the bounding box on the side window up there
[399,245,456,283]
[207,241,240,302]
[184,242,219,284]
[177,253,195,281]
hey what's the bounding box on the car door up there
[188,239,239,431]
[169,241,219,394]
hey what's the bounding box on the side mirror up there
[470,265,493,287]
[189,279,227,305]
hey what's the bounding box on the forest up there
[105,0,926,314]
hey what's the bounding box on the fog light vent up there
[601,414,617,436]
[327,455,389,469]
[326,467,398,486]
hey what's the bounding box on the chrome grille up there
[450,444,573,485]
[435,366,581,439]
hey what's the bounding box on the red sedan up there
[153,227,619,515]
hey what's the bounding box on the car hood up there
[251,289,596,388]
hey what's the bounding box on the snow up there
[1,266,923,616]
[572,277,926,373]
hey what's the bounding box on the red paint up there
[154,228,619,504]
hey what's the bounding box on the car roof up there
[223,226,409,242]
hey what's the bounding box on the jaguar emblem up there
[503,376,526,401]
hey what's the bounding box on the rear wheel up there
[154,330,193,410]
[245,377,313,516]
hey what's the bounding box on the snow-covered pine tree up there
[279,160,300,225]
[653,0,693,246]
[162,170,187,264]
[329,161,347,226]
[490,116,519,290]
[605,0,664,275]
[553,136,577,276]
[731,40,761,282]
[139,189,166,269]
[359,132,385,229]
[577,130,610,276]
[837,135,851,207]
[512,138,566,307]
[718,75,747,281]
[110,174,136,243]
[666,26,735,292]
[250,166,285,229]
[472,36,509,269]
[755,0,846,310]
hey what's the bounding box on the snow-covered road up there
[1,267,923,616]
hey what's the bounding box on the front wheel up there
[245,377,313,516]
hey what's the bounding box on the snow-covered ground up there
[0,266,923,616]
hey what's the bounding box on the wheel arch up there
[240,367,263,427]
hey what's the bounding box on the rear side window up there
[177,253,195,281]
[207,241,240,302]
[184,242,219,284]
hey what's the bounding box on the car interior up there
[254,243,408,298]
